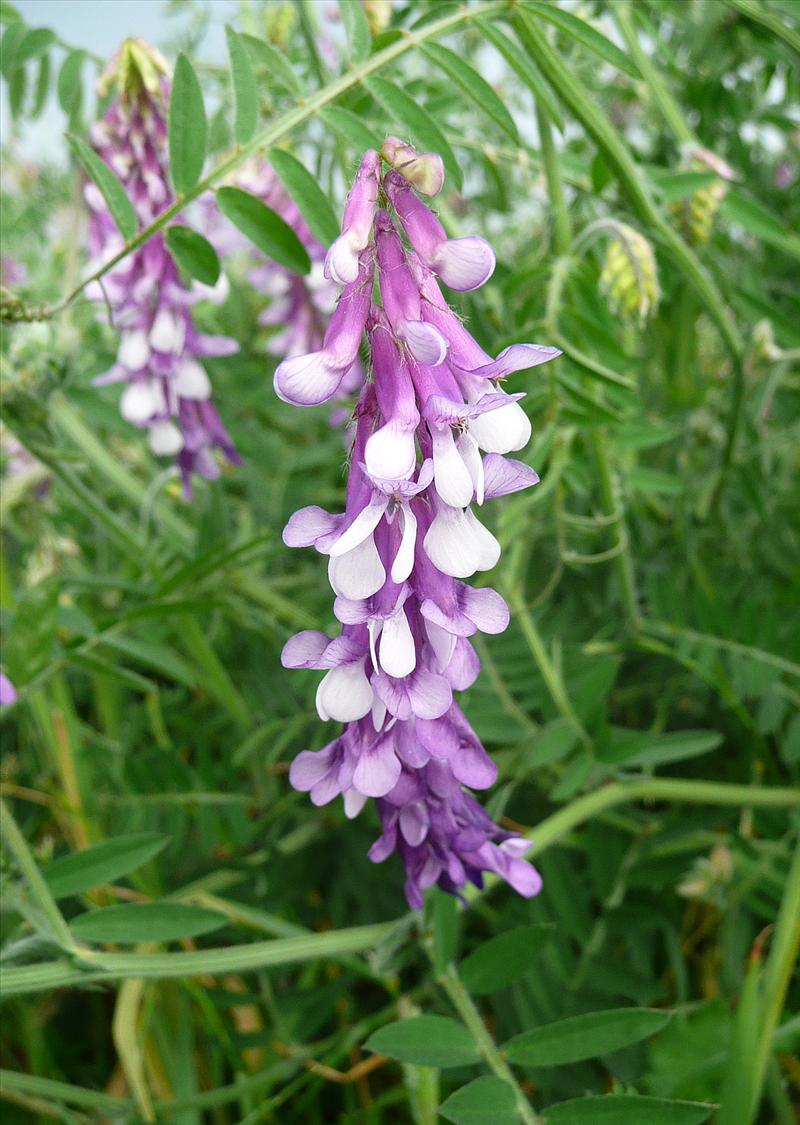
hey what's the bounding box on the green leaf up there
[0,2,22,23]
[166,226,221,286]
[100,635,197,687]
[430,887,459,975]
[44,835,170,900]
[522,1,641,79]
[216,186,311,274]
[240,32,301,94]
[613,729,723,768]
[13,25,55,65]
[225,25,258,144]
[477,19,563,132]
[0,19,25,77]
[268,149,340,246]
[169,53,207,196]
[460,925,552,994]
[650,170,718,203]
[533,720,581,767]
[56,49,83,115]
[420,42,519,141]
[30,50,49,119]
[318,105,382,152]
[365,76,462,191]
[505,1008,672,1067]
[720,190,800,257]
[628,467,684,496]
[340,0,371,63]
[542,1095,714,1124]
[67,135,137,241]
[440,1077,519,1125]
[365,1015,480,1068]
[70,903,226,944]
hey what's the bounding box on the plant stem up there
[527,779,800,858]
[614,2,696,146]
[536,102,571,255]
[748,840,800,1120]
[0,798,77,952]
[0,923,394,997]
[438,965,540,1125]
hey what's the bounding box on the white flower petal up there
[365,421,418,482]
[328,535,386,600]
[118,330,150,371]
[423,506,480,578]
[173,358,211,400]
[391,504,417,584]
[432,426,474,508]
[469,400,531,454]
[120,381,158,424]
[329,498,388,558]
[457,432,484,505]
[464,508,501,571]
[315,662,373,723]
[424,618,457,671]
[148,420,184,457]
[379,608,417,679]
[149,308,186,355]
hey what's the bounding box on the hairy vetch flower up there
[279,146,560,906]
[85,39,241,498]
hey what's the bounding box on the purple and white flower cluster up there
[86,40,240,498]
[277,142,560,907]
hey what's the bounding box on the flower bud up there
[381,136,444,197]
[599,223,659,325]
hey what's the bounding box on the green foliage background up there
[1,1,798,1123]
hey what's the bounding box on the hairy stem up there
[438,965,541,1125]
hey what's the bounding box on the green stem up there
[0,923,393,997]
[725,0,800,54]
[669,283,698,406]
[749,841,800,1120]
[527,779,800,858]
[0,798,77,952]
[592,428,640,627]
[614,2,696,145]
[438,966,540,1125]
[27,2,506,320]
[640,619,800,680]
[536,102,571,255]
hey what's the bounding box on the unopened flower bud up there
[674,146,736,245]
[361,0,392,35]
[599,223,659,325]
[381,136,444,197]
